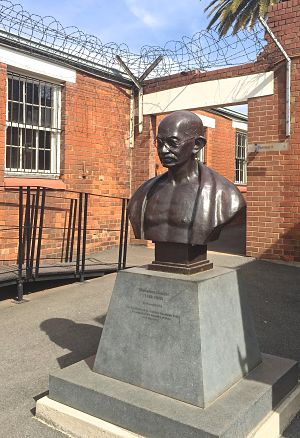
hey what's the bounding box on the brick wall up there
[0,69,132,264]
[247,0,300,261]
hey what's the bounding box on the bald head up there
[156,111,206,168]
[158,111,205,139]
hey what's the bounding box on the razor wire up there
[0,0,271,79]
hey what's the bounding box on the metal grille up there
[6,72,61,175]
[235,131,247,184]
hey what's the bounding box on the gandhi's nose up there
[161,143,169,153]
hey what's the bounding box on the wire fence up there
[0,0,273,79]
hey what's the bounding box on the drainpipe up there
[259,16,291,137]
[129,87,135,200]
[129,87,135,149]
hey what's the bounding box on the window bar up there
[55,87,58,174]
[18,75,23,173]
[8,77,12,171]
[43,81,47,172]
[30,75,34,173]
[35,188,46,278]
[55,87,57,174]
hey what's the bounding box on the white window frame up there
[5,71,62,177]
[197,127,207,164]
[235,130,247,184]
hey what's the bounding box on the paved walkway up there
[0,246,300,437]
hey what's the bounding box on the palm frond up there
[202,0,279,36]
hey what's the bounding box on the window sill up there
[235,184,247,193]
[4,176,66,190]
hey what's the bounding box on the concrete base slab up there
[36,383,300,438]
[46,354,298,438]
[36,396,142,438]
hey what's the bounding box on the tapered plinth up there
[93,266,261,407]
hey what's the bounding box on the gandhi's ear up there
[193,136,206,155]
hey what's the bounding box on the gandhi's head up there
[156,111,206,168]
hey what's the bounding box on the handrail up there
[0,185,130,302]
[3,184,129,200]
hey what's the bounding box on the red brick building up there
[0,37,247,263]
[0,0,299,265]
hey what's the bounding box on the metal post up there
[76,193,83,278]
[80,193,88,282]
[25,187,31,280]
[122,199,129,269]
[65,198,74,262]
[16,186,24,302]
[70,199,77,263]
[29,187,40,277]
[115,55,162,135]
[118,198,126,270]
[35,188,46,279]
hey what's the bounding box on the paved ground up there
[0,245,300,437]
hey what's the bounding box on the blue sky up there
[15,0,247,114]
[17,0,210,51]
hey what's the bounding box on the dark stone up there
[148,242,213,274]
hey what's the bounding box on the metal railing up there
[0,186,129,302]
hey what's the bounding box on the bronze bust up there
[128,110,246,274]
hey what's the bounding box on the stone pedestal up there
[41,267,299,437]
[93,267,261,407]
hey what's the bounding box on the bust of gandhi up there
[128,110,245,249]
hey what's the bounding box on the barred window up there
[235,131,247,184]
[6,72,61,175]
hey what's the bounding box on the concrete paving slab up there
[0,245,299,437]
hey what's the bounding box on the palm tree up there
[204,0,279,36]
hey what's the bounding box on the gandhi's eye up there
[168,139,178,148]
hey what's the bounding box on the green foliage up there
[204,0,279,36]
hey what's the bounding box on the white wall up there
[0,45,76,83]
[143,72,273,115]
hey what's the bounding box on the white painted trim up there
[0,45,76,83]
[143,72,274,115]
[196,114,215,129]
[248,383,300,437]
[36,396,142,438]
[232,120,248,131]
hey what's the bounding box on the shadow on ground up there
[40,317,103,368]
[0,279,78,302]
